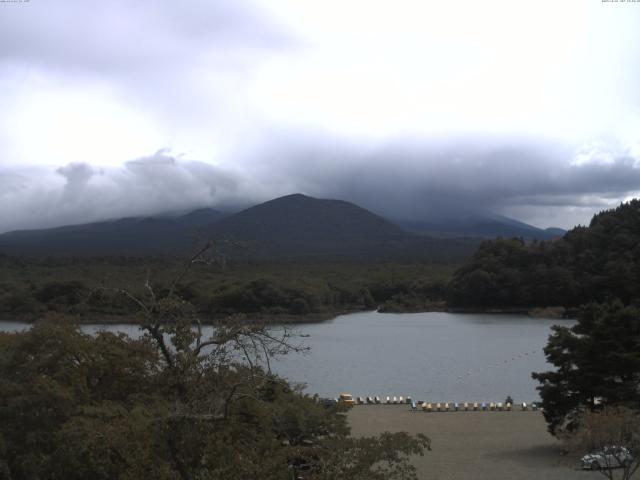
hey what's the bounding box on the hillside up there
[396,213,565,240]
[209,194,402,260]
[0,208,226,256]
[0,194,480,262]
[447,199,640,308]
[206,194,479,262]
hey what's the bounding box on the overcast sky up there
[1,0,639,233]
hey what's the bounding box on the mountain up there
[205,193,419,261]
[0,208,227,256]
[202,194,480,262]
[209,193,405,242]
[0,194,480,262]
[543,227,566,237]
[396,213,565,240]
[174,208,228,227]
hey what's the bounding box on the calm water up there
[0,311,571,403]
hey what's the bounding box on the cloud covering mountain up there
[1,138,638,234]
[0,0,639,233]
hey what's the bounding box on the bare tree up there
[112,242,309,431]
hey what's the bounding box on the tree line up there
[447,200,640,309]
[0,259,452,321]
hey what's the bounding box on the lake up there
[0,311,571,403]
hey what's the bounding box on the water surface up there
[0,311,571,403]
[272,311,571,403]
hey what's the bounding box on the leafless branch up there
[167,241,214,300]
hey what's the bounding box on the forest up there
[447,200,640,309]
[0,258,452,322]
[2,201,639,322]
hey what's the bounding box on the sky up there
[1,0,639,233]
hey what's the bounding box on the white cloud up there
[0,1,639,233]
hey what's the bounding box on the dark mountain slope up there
[0,194,480,262]
[0,208,227,256]
[209,194,405,241]
[174,208,228,227]
[397,213,565,240]
[206,194,478,262]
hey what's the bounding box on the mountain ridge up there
[0,194,562,260]
[396,213,565,240]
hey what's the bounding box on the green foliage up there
[532,301,640,435]
[0,319,430,479]
[0,248,432,479]
[448,200,640,308]
[0,258,455,320]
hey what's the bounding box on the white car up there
[581,446,633,470]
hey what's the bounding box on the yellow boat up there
[338,393,355,406]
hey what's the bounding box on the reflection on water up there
[0,311,572,403]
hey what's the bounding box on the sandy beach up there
[348,405,605,480]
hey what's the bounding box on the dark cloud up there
[235,133,640,227]
[1,135,638,234]
[0,151,248,233]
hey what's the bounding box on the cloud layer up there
[1,138,638,234]
[0,151,251,233]
[0,1,638,234]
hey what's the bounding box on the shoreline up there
[0,304,572,326]
[0,309,359,326]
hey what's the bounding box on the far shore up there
[0,309,358,326]
[348,405,596,480]
[0,304,573,326]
